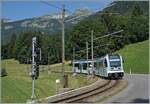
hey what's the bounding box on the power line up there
[94,30,123,41]
[40,1,72,14]
[65,13,91,23]
[76,44,109,53]
[40,1,119,24]
[40,1,62,10]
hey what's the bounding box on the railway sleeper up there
[45,79,110,103]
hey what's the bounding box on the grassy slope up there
[116,40,149,74]
[1,59,96,103]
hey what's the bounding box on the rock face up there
[1,7,93,45]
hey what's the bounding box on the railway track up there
[44,79,119,103]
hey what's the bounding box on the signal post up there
[31,37,41,99]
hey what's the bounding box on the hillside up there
[1,59,97,103]
[1,8,93,45]
[103,1,149,16]
[2,1,149,65]
[116,40,149,74]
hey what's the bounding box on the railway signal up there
[31,37,41,99]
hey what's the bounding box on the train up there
[73,54,124,79]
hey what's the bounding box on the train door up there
[99,60,103,76]
[82,62,87,74]
[95,61,98,75]
[74,63,80,73]
[94,62,97,75]
[103,59,108,77]
[87,62,91,75]
[97,61,100,75]
[79,63,82,73]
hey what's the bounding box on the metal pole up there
[39,48,41,61]
[31,37,36,99]
[73,48,75,73]
[48,52,50,66]
[91,30,94,76]
[61,4,65,88]
[48,52,50,74]
[86,42,89,75]
[31,77,35,99]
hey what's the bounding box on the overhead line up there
[41,1,62,10]
[41,1,119,23]
[94,30,124,41]
[40,1,72,14]
[76,44,109,53]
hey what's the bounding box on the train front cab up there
[107,54,124,79]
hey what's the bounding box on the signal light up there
[32,37,41,80]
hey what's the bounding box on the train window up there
[75,63,79,68]
[83,63,87,70]
[110,61,121,67]
[109,54,120,59]
[79,64,82,70]
[94,62,97,67]
[104,59,107,67]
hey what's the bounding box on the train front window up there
[110,61,121,67]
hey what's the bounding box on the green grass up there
[116,40,149,74]
[1,59,97,103]
[2,40,148,103]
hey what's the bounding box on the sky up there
[1,0,113,21]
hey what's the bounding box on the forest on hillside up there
[1,2,149,65]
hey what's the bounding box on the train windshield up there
[110,61,121,67]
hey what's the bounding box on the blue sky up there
[2,0,113,21]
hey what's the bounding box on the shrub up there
[1,68,7,77]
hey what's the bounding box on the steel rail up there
[47,79,118,103]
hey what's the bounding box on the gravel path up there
[104,74,149,103]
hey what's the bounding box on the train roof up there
[73,54,121,63]
[108,54,120,59]
[74,59,93,63]
[74,57,104,63]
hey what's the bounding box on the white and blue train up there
[73,54,124,79]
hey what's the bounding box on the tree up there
[1,44,9,59]
[127,3,148,43]
[131,3,143,17]
[8,33,17,58]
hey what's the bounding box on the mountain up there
[1,1,149,45]
[1,18,12,23]
[102,1,149,16]
[1,7,93,45]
